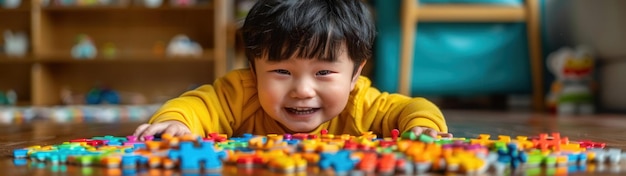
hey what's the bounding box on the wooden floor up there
[1,109,626,175]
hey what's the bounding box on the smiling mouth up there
[285,107,320,115]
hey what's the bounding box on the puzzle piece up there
[319,150,359,174]
[496,143,528,169]
[168,141,227,171]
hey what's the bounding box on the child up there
[134,0,451,139]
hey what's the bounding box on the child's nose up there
[290,80,316,99]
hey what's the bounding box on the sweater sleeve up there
[148,85,226,137]
[352,77,448,137]
[148,69,255,137]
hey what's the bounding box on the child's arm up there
[357,89,450,138]
[389,96,451,138]
[132,69,254,139]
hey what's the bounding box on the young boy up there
[133,0,451,139]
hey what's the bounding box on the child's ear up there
[351,60,367,90]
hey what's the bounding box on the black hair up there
[241,0,375,74]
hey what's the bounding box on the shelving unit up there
[0,0,234,106]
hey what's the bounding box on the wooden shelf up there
[1,0,235,106]
[416,4,526,22]
[34,49,215,63]
[0,56,34,64]
[40,4,214,12]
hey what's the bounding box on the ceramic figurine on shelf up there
[0,89,16,106]
[143,0,162,8]
[71,34,97,59]
[546,46,596,116]
[0,91,6,105]
[165,34,202,58]
[86,87,120,105]
[2,0,21,8]
[3,30,28,58]
[6,89,16,106]
[170,0,195,7]
[101,42,117,59]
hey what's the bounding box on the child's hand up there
[411,126,453,138]
[133,121,191,140]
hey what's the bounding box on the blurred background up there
[0,0,625,124]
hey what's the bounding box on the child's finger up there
[411,127,425,136]
[133,123,151,137]
[424,129,438,138]
[438,132,453,138]
[140,123,168,138]
[163,124,190,136]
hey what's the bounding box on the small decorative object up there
[56,0,74,6]
[101,42,117,59]
[40,0,50,6]
[166,34,202,58]
[86,87,120,105]
[0,89,16,105]
[0,91,6,105]
[76,0,98,6]
[60,87,86,105]
[236,0,256,19]
[170,0,195,7]
[3,30,28,58]
[545,45,595,115]
[128,92,147,105]
[71,34,97,59]
[6,89,17,105]
[143,0,162,8]
[2,0,21,8]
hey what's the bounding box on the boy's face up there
[253,48,365,133]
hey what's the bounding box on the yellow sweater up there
[149,69,447,137]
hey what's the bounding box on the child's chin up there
[286,124,319,134]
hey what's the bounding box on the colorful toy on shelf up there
[142,0,162,8]
[165,34,202,58]
[170,0,195,7]
[3,30,28,58]
[71,34,97,59]
[546,46,596,115]
[2,0,21,8]
[86,87,120,105]
[0,89,17,106]
[101,42,117,59]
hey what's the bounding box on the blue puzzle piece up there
[497,143,528,169]
[168,141,227,171]
[121,154,148,168]
[13,149,28,158]
[319,150,359,174]
[91,135,127,145]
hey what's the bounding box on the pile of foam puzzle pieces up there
[12,129,626,175]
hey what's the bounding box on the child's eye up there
[316,70,332,76]
[272,69,290,75]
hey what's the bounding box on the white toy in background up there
[143,0,162,8]
[6,89,17,106]
[71,34,97,59]
[2,0,21,8]
[546,45,595,116]
[3,30,28,58]
[166,34,202,58]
